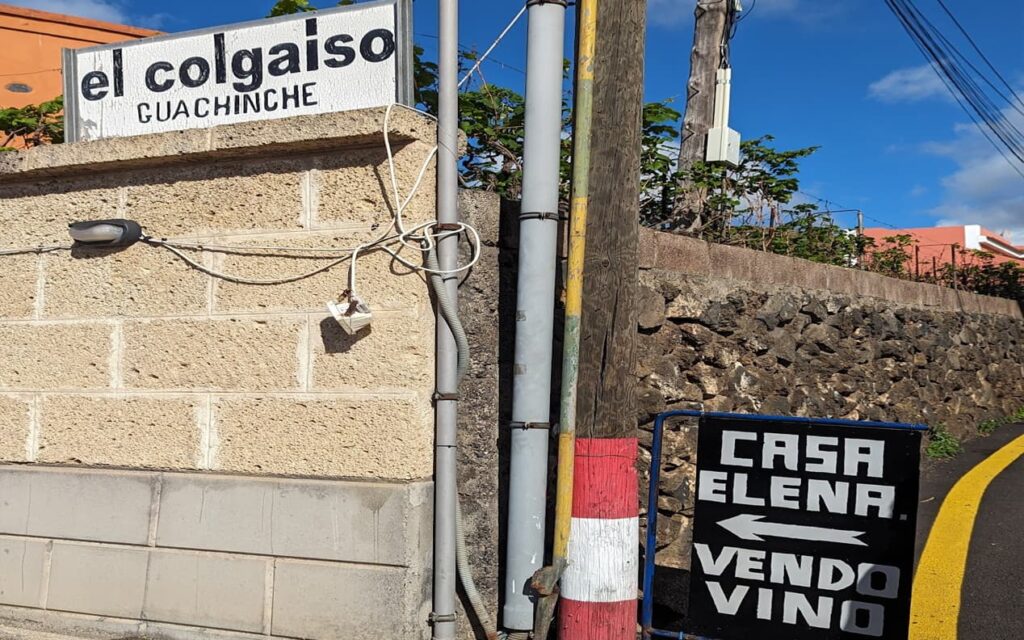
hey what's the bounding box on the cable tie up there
[519,211,563,222]
[510,421,551,430]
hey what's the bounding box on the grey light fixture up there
[68,219,144,247]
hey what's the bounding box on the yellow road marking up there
[910,434,1024,639]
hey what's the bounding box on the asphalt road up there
[914,422,1024,640]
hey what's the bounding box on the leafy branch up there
[0,97,64,151]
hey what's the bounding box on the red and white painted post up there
[559,438,639,638]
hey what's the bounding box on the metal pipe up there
[640,414,667,638]
[432,0,459,637]
[503,0,567,632]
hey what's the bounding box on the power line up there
[935,0,1024,112]
[883,0,1024,179]
[457,5,528,88]
[415,33,526,77]
[796,190,958,248]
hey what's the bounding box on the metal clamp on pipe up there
[432,392,461,404]
[526,0,569,6]
[518,210,563,221]
[509,421,551,430]
[433,222,464,233]
[428,613,458,624]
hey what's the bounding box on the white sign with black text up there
[687,416,922,640]
[63,0,412,141]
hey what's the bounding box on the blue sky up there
[12,0,1024,240]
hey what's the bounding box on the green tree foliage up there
[0,97,64,150]
[865,234,915,278]
[941,251,1024,301]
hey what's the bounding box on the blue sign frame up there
[640,410,928,640]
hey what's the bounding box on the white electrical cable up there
[346,102,482,298]
[0,105,482,295]
[457,5,528,89]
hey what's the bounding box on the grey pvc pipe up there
[427,245,497,637]
[433,0,460,638]
[503,0,567,632]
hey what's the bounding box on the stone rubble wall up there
[635,231,1024,570]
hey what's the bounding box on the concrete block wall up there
[0,108,438,639]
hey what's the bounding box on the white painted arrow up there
[717,514,868,547]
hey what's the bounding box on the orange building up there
[865,225,1024,276]
[0,3,157,109]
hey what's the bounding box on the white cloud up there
[5,0,128,24]
[927,109,1024,244]
[869,64,949,103]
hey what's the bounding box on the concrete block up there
[310,314,432,392]
[38,396,201,469]
[123,160,304,237]
[20,129,211,176]
[0,255,38,319]
[0,179,120,250]
[211,233,430,314]
[0,604,143,639]
[0,323,110,390]
[272,560,426,640]
[0,538,47,607]
[214,396,432,479]
[156,474,430,567]
[314,141,436,228]
[42,245,208,319]
[210,107,433,153]
[122,318,303,391]
[0,397,30,462]
[46,543,148,618]
[143,550,266,633]
[0,466,155,544]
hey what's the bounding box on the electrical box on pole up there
[705,68,741,166]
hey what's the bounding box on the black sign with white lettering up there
[687,416,921,640]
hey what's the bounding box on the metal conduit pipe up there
[427,245,497,639]
[503,0,567,632]
[433,0,460,638]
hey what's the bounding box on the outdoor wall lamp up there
[68,219,144,247]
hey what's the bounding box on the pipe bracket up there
[428,612,458,624]
[432,222,463,232]
[510,421,551,430]
[433,392,460,403]
[519,210,563,222]
[526,0,569,6]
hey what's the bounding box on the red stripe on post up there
[572,437,638,520]
[558,598,636,639]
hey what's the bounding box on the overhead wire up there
[885,0,1023,151]
[935,0,1024,112]
[883,0,1024,177]
[457,5,528,88]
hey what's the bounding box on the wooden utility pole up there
[673,0,734,232]
[557,0,647,638]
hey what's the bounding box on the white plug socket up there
[327,295,373,335]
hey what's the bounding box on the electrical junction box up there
[705,67,741,167]
[706,126,741,166]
